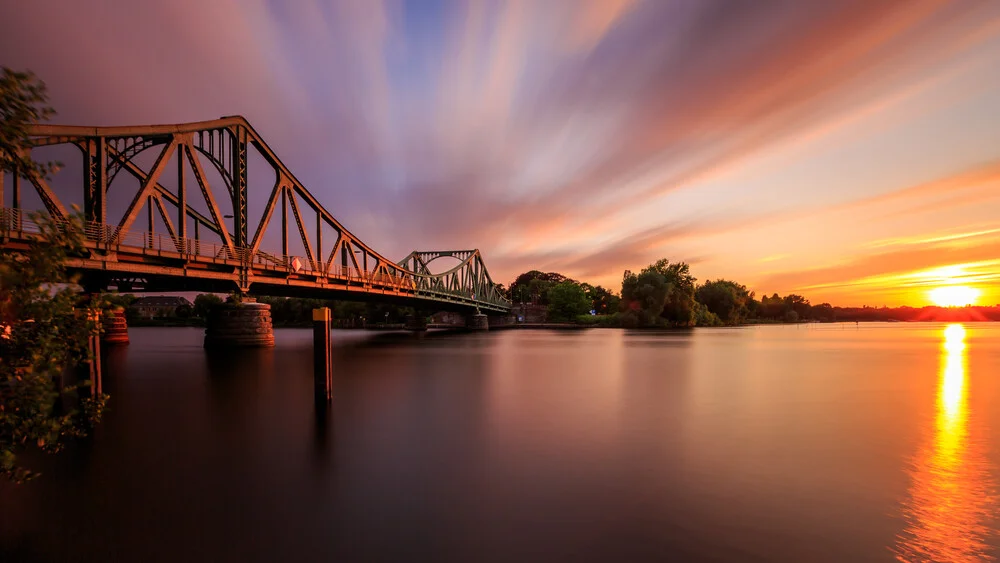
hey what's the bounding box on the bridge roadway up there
[0,116,511,314]
[0,209,509,313]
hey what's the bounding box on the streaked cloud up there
[2,0,1000,305]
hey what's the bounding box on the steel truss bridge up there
[0,116,511,313]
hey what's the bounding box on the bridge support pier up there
[101,306,130,346]
[313,308,333,405]
[488,314,514,329]
[467,312,489,331]
[204,299,275,348]
[405,313,428,332]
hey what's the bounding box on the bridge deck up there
[0,210,510,313]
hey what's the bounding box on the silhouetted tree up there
[193,294,223,318]
[546,281,591,322]
[696,279,753,324]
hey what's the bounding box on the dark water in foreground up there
[3,323,1000,562]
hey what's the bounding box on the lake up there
[2,323,1000,562]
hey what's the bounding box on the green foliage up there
[546,281,591,322]
[0,212,108,482]
[811,302,835,322]
[1,68,57,180]
[783,294,811,320]
[757,292,813,322]
[509,270,569,305]
[620,269,670,327]
[694,303,723,327]
[574,313,621,327]
[193,294,223,318]
[695,279,753,324]
[102,293,137,310]
[583,284,619,315]
[620,259,698,327]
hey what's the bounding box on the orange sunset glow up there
[3,2,1000,307]
[929,285,981,308]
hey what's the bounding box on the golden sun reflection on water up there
[895,324,996,562]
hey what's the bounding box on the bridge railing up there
[1,208,508,307]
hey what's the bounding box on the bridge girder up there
[4,116,511,312]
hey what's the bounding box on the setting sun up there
[929,285,981,307]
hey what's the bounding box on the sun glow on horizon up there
[929,285,981,307]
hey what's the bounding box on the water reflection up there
[895,324,996,562]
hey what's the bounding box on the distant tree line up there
[502,257,1000,327]
[101,265,1000,331]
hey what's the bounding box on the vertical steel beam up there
[231,125,248,248]
[147,195,154,248]
[280,186,288,257]
[316,210,322,272]
[177,146,186,240]
[84,137,107,225]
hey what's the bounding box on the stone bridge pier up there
[405,312,429,331]
[467,310,489,331]
[204,298,275,348]
[101,307,130,346]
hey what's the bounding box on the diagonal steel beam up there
[325,232,343,274]
[286,189,315,269]
[111,145,220,235]
[115,140,176,239]
[152,194,182,251]
[248,174,285,255]
[186,143,235,254]
[346,239,362,276]
[26,171,69,220]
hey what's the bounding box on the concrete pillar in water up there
[204,299,274,348]
[467,311,489,331]
[313,307,333,404]
[405,313,428,331]
[101,306,130,346]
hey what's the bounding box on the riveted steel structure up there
[0,116,511,313]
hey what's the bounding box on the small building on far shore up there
[130,296,194,319]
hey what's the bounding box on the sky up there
[2,0,1000,307]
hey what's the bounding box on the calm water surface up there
[3,323,1000,562]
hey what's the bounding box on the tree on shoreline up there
[696,279,753,324]
[546,281,591,322]
[0,68,107,482]
[620,259,698,327]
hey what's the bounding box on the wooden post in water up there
[313,307,333,405]
[77,311,102,397]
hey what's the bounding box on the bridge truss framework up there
[0,117,511,313]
